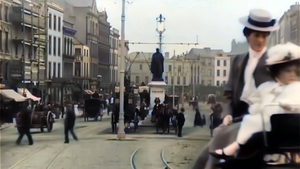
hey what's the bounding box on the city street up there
[0,103,212,169]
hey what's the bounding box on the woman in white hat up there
[210,42,300,158]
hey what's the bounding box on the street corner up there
[163,140,209,169]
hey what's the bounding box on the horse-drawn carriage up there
[152,97,178,134]
[111,86,140,133]
[84,98,102,121]
[216,113,300,169]
[167,95,179,109]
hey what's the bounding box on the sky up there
[97,0,298,54]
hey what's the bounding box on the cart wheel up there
[46,112,53,132]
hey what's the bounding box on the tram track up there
[131,147,173,169]
[8,147,46,169]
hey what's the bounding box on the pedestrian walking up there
[194,108,202,127]
[64,104,78,143]
[176,108,186,137]
[16,102,33,145]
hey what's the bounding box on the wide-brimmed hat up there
[266,42,300,66]
[239,9,279,32]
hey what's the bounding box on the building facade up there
[47,2,63,80]
[10,0,47,92]
[0,0,14,82]
[109,28,119,85]
[187,48,226,86]
[127,51,200,95]
[74,39,90,89]
[214,54,230,87]
[227,39,249,64]
[267,3,300,47]
[62,0,76,79]
[64,0,111,93]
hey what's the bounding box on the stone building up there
[47,1,63,80]
[10,0,47,94]
[214,54,230,87]
[0,0,15,83]
[64,0,111,93]
[187,48,225,86]
[267,2,300,47]
[109,28,119,87]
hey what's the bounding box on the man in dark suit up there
[177,108,186,137]
[16,102,33,145]
[192,9,278,169]
[150,48,164,81]
[64,104,78,143]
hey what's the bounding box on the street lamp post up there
[156,14,166,51]
[97,75,102,93]
[117,0,126,140]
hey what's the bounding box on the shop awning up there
[18,88,41,101]
[0,89,27,102]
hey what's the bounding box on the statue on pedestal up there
[150,48,164,81]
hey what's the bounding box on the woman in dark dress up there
[194,108,202,127]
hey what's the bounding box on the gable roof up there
[187,48,225,59]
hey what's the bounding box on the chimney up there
[231,39,237,52]
[165,52,170,59]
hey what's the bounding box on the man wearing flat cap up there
[192,9,279,169]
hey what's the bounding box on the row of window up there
[0,3,9,22]
[216,81,227,87]
[165,76,187,85]
[48,13,61,31]
[168,65,183,72]
[110,37,119,49]
[48,62,61,79]
[216,60,227,66]
[48,35,61,56]
[74,48,89,57]
[0,30,9,53]
[216,70,227,77]
[74,62,89,77]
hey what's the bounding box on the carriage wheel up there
[46,112,54,132]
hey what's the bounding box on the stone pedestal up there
[148,81,167,107]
